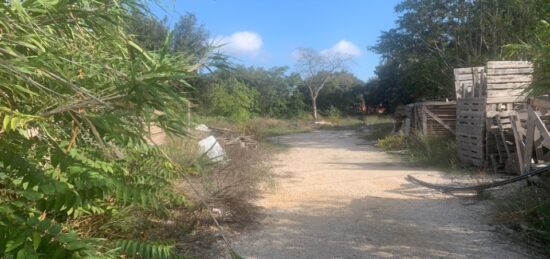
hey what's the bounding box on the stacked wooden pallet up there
[485,61,532,106]
[456,98,486,166]
[454,61,534,169]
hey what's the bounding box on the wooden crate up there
[408,101,456,136]
[485,61,532,114]
[455,61,533,168]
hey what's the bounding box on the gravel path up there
[232,130,532,258]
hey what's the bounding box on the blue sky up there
[151,0,401,81]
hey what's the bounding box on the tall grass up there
[360,115,395,141]
[377,133,458,169]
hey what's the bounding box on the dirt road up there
[233,130,530,258]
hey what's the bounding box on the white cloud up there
[213,31,263,57]
[321,39,362,58]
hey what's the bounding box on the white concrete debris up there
[195,124,211,132]
[197,135,226,162]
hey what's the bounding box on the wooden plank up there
[486,61,533,69]
[424,108,455,134]
[458,97,487,103]
[455,74,475,80]
[523,106,535,174]
[486,96,527,104]
[487,82,531,90]
[454,67,484,74]
[534,129,544,162]
[420,101,457,106]
[486,88,526,98]
[510,115,525,175]
[487,75,533,84]
[422,105,428,135]
[531,108,550,149]
[486,68,534,75]
[496,115,512,157]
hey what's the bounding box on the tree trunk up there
[312,97,318,121]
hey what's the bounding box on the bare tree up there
[295,48,347,120]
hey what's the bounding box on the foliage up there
[360,116,395,141]
[171,12,210,62]
[376,133,458,169]
[368,0,548,108]
[493,178,550,255]
[207,77,259,122]
[198,66,310,120]
[230,66,306,118]
[0,1,200,257]
[504,19,550,96]
[126,11,169,51]
[314,71,365,114]
[325,106,342,124]
[376,134,407,151]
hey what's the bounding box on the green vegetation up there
[493,179,550,255]
[367,0,549,109]
[374,133,458,169]
[505,19,550,95]
[361,116,395,141]
[0,1,201,257]
[1,0,549,257]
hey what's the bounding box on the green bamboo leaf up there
[10,116,19,130]
[3,114,11,130]
[32,231,41,251]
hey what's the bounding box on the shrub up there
[0,2,197,257]
[326,106,342,124]
[208,78,259,122]
[377,133,457,169]
[407,134,458,168]
[377,134,407,150]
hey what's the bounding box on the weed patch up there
[492,179,550,255]
[377,133,458,170]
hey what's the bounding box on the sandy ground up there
[232,130,533,259]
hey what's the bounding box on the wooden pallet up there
[456,98,485,166]
[454,61,533,169]
[408,101,456,136]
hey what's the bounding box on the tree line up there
[129,12,369,121]
[367,0,550,110]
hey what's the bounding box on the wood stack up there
[456,98,486,166]
[454,61,534,168]
[407,101,456,136]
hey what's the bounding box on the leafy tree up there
[207,77,259,122]
[126,12,169,51]
[315,71,364,114]
[171,12,210,61]
[370,0,548,107]
[0,1,201,257]
[231,66,304,117]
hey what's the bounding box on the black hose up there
[406,166,550,193]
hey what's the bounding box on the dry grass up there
[159,129,275,258]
